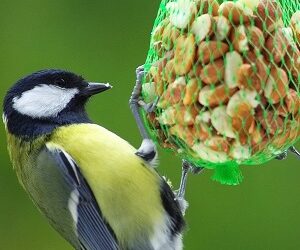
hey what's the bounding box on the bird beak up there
[81,82,112,96]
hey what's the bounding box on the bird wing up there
[36,143,119,250]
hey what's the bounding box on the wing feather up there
[43,145,119,250]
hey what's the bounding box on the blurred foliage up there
[0,0,299,250]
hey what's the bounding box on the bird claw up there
[182,160,204,175]
[141,98,159,113]
[275,147,300,160]
[130,64,153,140]
[174,160,204,215]
[136,65,145,84]
[275,151,288,160]
[289,146,300,159]
[176,160,204,198]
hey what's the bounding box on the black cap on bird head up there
[3,69,112,139]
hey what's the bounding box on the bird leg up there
[289,146,300,159]
[176,160,204,215]
[130,65,158,165]
[276,146,300,160]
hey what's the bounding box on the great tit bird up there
[3,69,186,250]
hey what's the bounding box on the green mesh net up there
[142,0,300,185]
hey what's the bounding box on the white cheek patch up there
[12,84,79,118]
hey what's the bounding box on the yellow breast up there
[50,124,164,245]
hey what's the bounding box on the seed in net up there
[174,104,198,126]
[289,118,300,141]
[166,0,197,29]
[194,121,212,141]
[211,106,236,138]
[161,22,180,51]
[149,67,164,96]
[281,27,297,47]
[264,67,289,104]
[256,110,284,135]
[192,142,230,163]
[225,51,243,89]
[265,28,289,64]
[251,124,268,154]
[246,26,265,51]
[230,141,252,161]
[174,34,196,75]
[155,80,166,98]
[183,78,200,106]
[244,52,269,88]
[152,18,169,42]
[167,77,187,105]
[157,90,170,109]
[271,122,293,149]
[153,41,166,57]
[291,11,300,44]
[218,1,253,25]
[157,77,186,109]
[191,14,215,44]
[188,64,202,79]
[194,0,220,16]
[230,25,249,53]
[255,0,283,33]
[237,0,260,11]
[213,16,232,41]
[226,90,258,137]
[199,84,237,107]
[169,124,195,147]
[227,89,260,117]
[285,89,300,116]
[162,59,176,84]
[237,64,254,89]
[200,59,225,85]
[251,124,266,144]
[195,110,211,124]
[147,112,160,129]
[231,102,255,145]
[237,64,262,91]
[142,82,156,103]
[257,94,268,109]
[274,104,289,118]
[197,41,229,64]
[285,46,300,81]
[157,106,176,125]
[204,136,230,153]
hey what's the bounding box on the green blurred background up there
[0,0,299,249]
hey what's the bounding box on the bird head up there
[3,69,112,138]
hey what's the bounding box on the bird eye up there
[54,78,65,85]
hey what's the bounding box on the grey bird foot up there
[138,98,159,113]
[276,146,300,160]
[275,151,288,160]
[136,139,158,167]
[136,65,145,83]
[136,65,158,113]
[129,65,149,139]
[289,146,300,159]
[175,160,204,215]
[130,65,159,167]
